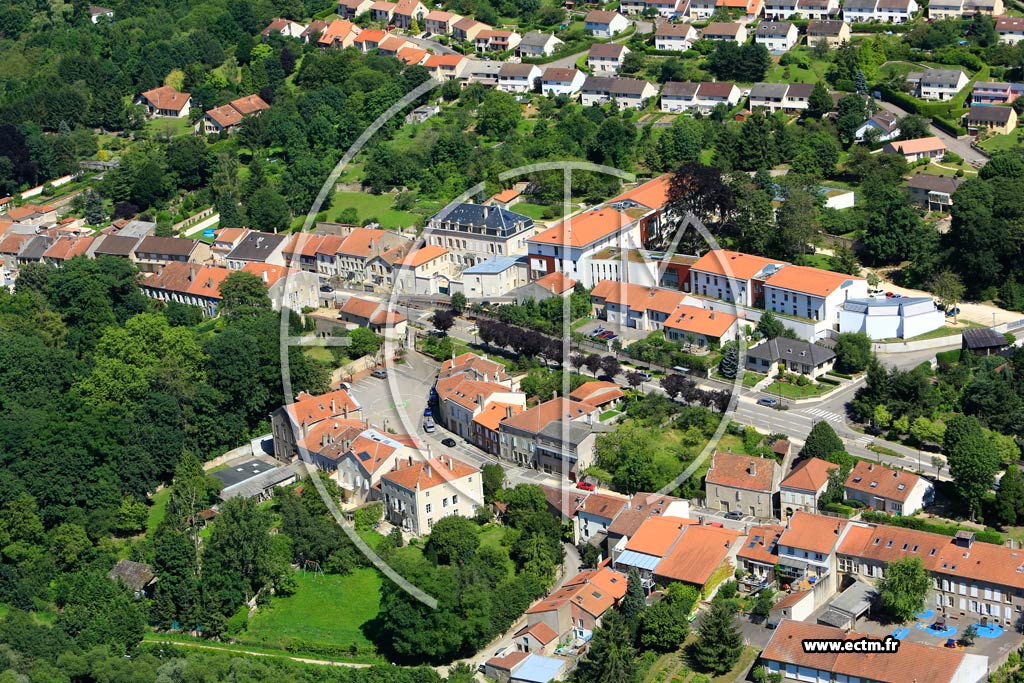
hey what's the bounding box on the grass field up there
[326,191,420,230]
[513,202,577,221]
[146,116,193,138]
[764,50,830,84]
[242,568,382,657]
[147,488,171,535]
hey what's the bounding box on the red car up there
[576,481,596,491]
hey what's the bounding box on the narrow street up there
[873,99,988,167]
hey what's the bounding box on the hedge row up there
[861,509,1003,545]
[936,348,962,365]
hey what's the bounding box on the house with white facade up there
[883,136,947,162]
[796,0,839,19]
[423,54,469,81]
[844,460,934,515]
[476,29,521,52]
[654,22,698,50]
[764,0,798,19]
[701,22,747,42]
[262,17,307,39]
[907,68,969,100]
[380,456,482,535]
[335,0,372,18]
[584,10,629,37]
[539,67,586,96]
[755,21,798,52]
[392,245,455,295]
[997,15,1024,44]
[842,0,878,21]
[497,62,541,93]
[587,43,629,73]
[875,0,918,22]
[660,81,700,112]
[137,86,191,118]
[928,0,964,19]
[855,109,901,140]
[580,76,657,109]
[749,83,791,112]
[461,256,529,299]
[517,32,563,57]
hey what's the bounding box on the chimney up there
[331,398,337,414]
[189,266,197,282]
[425,463,433,479]
[343,405,349,419]
[893,471,898,478]
[300,420,309,439]
[748,460,757,476]
[710,311,715,320]
[261,270,268,283]
[477,393,484,407]
[868,463,874,471]
[321,433,329,447]
[408,455,413,467]
[506,406,513,419]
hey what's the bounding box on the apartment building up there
[762,263,868,324]
[527,208,642,283]
[689,249,787,307]
[425,202,535,270]
[498,397,602,476]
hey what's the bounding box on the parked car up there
[597,374,614,382]
[576,481,596,491]
[319,284,334,292]
[756,396,779,407]
[424,407,432,417]
[371,368,387,379]
[636,371,652,381]
[724,511,744,520]
[946,307,961,317]
[441,437,457,447]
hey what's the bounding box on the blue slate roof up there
[428,202,534,237]
[463,255,527,275]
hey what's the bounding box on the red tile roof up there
[381,455,479,491]
[514,621,558,645]
[781,457,838,493]
[206,104,243,128]
[286,389,360,426]
[610,174,672,211]
[763,620,966,683]
[241,262,290,288]
[656,524,739,585]
[765,265,864,298]
[885,136,946,155]
[141,86,191,112]
[664,304,737,339]
[705,451,776,492]
[527,566,628,618]
[473,401,523,431]
[500,397,597,435]
[690,249,786,280]
[230,94,270,116]
[397,245,447,268]
[736,524,783,564]
[845,460,922,503]
[569,381,624,407]
[528,209,633,248]
[624,515,695,556]
[778,510,847,555]
[533,271,576,295]
[607,492,688,538]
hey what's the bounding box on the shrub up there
[823,502,854,516]
[796,374,810,386]
[936,349,962,365]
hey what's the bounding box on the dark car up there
[441,437,457,447]
[597,374,614,382]
[724,511,744,520]
[319,284,334,292]
[756,396,779,407]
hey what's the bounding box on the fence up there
[173,206,216,232]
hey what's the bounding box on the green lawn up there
[600,409,621,420]
[513,202,577,221]
[242,568,382,658]
[326,191,420,230]
[764,50,830,84]
[768,380,832,398]
[478,523,506,552]
[145,116,194,138]
[979,131,1024,154]
[147,488,171,536]
[877,322,978,343]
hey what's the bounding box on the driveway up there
[873,100,988,167]
[402,34,457,54]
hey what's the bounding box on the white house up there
[842,0,878,21]
[89,5,114,22]
[654,22,698,50]
[755,21,799,52]
[580,76,657,110]
[749,83,791,112]
[392,246,455,295]
[517,32,563,57]
[584,10,629,37]
[874,0,918,22]
[497,62,541,93]
[694,81,742,111]
[689,249,787,307]
[540,67,587,96]
[928,0,964,19]
[795,0,839,19]
[855,110,901,141]
[908,68,969,100]
[764,0,798,19]
[660,81,700,112]
[587,43,629,73]
[844,461,934,515]
[997,16,1024,44]
[261,17,307,39]
[838,295,945,340]
[137,86,191,118]
[700,22,747,42]
[461,256,529,299]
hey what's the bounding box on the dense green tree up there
[995,465,1024,527]
[719,343,739,379]
[944,414,1001,519]
[218,272,272,320]
[621,568,646,622]
[801,420,844,461]
[879,556,930,622]
[806,82,833,119]
[476,90,521,139]
[755,312,786,340]
[834,332,872,374]
[573,612,640,683]
[246,186,291,231]
[692,598,743,675]
[424,516,480,566]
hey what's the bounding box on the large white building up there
[460,255,529,299]
[839,295,945,339]
[527,208,642,284]
[762,264,868,325]
[689,250,788,308]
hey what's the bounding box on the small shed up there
[962,327,1008,356]
[817,580,878,630]
[768,589,815,627]
[108,559,157,599]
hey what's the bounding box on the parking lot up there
[346,351,435,437]
[576,320,648,346]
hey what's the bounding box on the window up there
[452,495,459,504]
[426,503,432,513]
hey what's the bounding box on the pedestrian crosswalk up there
[804,408,845,423]
[851,434,874,446]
